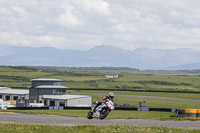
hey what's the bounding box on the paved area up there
[0,113,200,129]
[75,92,200,102]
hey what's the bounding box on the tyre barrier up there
[8,106,178,113]
[196,109,200,118]
[185,109,200,118]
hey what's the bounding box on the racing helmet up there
[108,92,114,99]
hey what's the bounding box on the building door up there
[50,101,55,106]
[44,100,47,106]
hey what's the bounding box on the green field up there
[70,90,200,100]
[1,66,200,91]
[0,123,199,133]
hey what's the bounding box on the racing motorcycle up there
[87,100,114,120]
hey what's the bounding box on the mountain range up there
[0,45,200,70]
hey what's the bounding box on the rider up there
[101,92,114,103]
[95,92,114,116]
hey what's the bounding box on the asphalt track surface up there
[75,92,200,102]
[0,113,200,129]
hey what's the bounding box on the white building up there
[0,79,92,107]
[42,95,92,107]
[0,87,29,101]
[105,74,119,78]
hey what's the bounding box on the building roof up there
[0,89,29,95]
[35,85,68,89]
[0,87,11,90]
[30,78,63,82]
[42,95,91,100]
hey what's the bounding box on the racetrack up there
[75,92,200,102]
[0,113,199,129]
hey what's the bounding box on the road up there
[75,92,200,102]
[0,113,200,129]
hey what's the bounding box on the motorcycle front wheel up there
[87,112,93,119]
[99,108,110,120]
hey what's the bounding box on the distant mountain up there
[1,45,200,70]
[170,62,200,70]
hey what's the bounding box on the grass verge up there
[0,123,199,133]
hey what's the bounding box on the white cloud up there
[0,8,12,16]
[132,10,141,19]
[112,24,127,32]
[11,6,29,17]
[0,0,200,51]
[57,1,81,28]
[72,0,111,16]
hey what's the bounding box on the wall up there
[67,97,92,107]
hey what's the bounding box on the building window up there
[52,90,56,95]
[50,101,55,106]
[53,82,60,85]
[13,96,18,100]
[19,99,25,104]
[0,95,2,99]
[59,102,65,107]
[6,96,10,100]
[52,89,65,95]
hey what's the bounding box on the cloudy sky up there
[0,0,200,51]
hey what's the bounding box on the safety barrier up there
[185,109,200,118]
[197,109,200,118]
[49,106,64,110]
[8,106,180,113]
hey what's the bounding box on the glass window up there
[52,89,56,95]
[6,96,10,100]
[13,96,18,100]
[20,99,25,104]
[53,82,60,85]
[52,89,65,95]
[50,101,55,106]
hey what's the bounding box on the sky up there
[0,0,200,51]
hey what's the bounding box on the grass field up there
[1,66,200,91]
[0,123,199,133]
[70,90,200,100]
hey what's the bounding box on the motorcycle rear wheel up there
[99,108,110,120]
